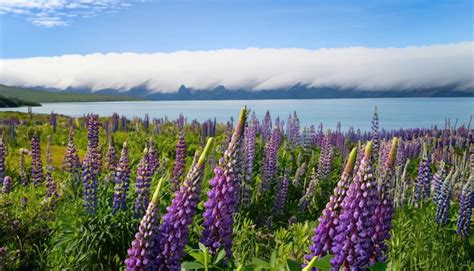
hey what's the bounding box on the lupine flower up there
[45,136,57,199]
[372,107,379,161]
[19,148,29,186]
[155,138,214,270]
[415,144,431,201]
[373,137,398,263]
[331,141,378,270]
[303,147,357,267]
[261,110,272,141]
[124,177,165,270]
[293,161,307,187]
[171,130,187,191]
[0,138,5,181]
[259,126,281,193]
[113,141,131,213]
[105,136,118,172]
[240,114,257,207]
[21,196,28,209]
[63,127,81,173]
[148,137,159,173]
[135,148,153,218]
[2,176,11,194]
[31,134,43,186]
[82,115,101,213]
[273,174,289,215]
[432,162,446,203]
[457,178,473,238]
[317,131,334,180]
[143,113,150,131]
[86,114,102,175]
[436,169,455,224]
[201,107,248,260]
[49,111,57,132]
[111,113,119,132]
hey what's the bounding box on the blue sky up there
[0,0,472,58]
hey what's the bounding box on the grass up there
[0,85,144,103]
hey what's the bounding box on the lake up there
[0,98,472,131]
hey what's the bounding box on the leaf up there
[213,249,226,265]
[287,259,302,271]
[198,242,207,253]
[188,251,204,263]
[303,255,333,271]
[181,261,205,270]
[251,257,272,269]
[369,262,388,271]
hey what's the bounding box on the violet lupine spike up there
[63,127,81,173]
[261,110,272,141]
[201,107,248,260]
[148,137,159,173]
[372,137,399,263]
[31,134,43,186]
[171,130,187,191]
[124,177,165,270]
[134,148,153,218]
[112,141,131,213]
[45,136,57,198]
[2,176,11,194]
[432,162,447,203]
[259,126,281,194]
[303,148,357,269]
[435,169,455,224]
[19,148,30,186]
[111,112,119,132]
[155,138,214,270]
[104,136,118,172]
[372,107,380,161]
[415,144,431,201]
[331,141,378,270]
[273,174,289,215]
[317,131,334,180]
[241,116,257,207]
[293,161,307,187]
[49,111,57,132]
[0,138,5,181]
[82,150,98,213]
[457,178,473,238]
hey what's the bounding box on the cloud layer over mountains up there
[1,42,472,93]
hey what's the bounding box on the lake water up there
[0,98,472,131]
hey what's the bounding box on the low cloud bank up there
[1,42,472,93]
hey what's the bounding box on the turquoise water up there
[0,98,472,131]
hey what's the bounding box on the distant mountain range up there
[58,84,473,100]
[3,84,474,102]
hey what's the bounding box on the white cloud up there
[0,0,130,27]
[0,42,473,93]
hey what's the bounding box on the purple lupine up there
[261,110,272,141]
[111,112,119,132]
[0,138,5,181]
[104,136,118,172]
[143,113,149,131]
[63,127,81,173]
[31,134,43,186]
[331,141,378,270]
[21,196,28,209]
[148,137,159,174]
[171,130,187,191]
[273,174,289,215]
[124,177,165,270]
[372,137,399,263]
[415,144,431,201]
[317,130,334,180]
[432,162,446,203]
[372,107,379,161]
[435,169,455,224]
[45,136,57,198]
[241,115,257,207]
[112,141,131,213]
[201,107,248,260]
[304,147,357,268]
[121,115,127,131]
[2,176,11,194]
[259,126,281,193]
[82,115,101,213]
[19,148,29,186]
[134,148,153,218]
[457,178,473,238]
[49,111,57,132]
[155,138,214,270]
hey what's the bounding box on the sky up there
[0,0,472,93]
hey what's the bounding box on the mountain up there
[3,84,473,102]
[0,85,143,103]
[0,95,40,108]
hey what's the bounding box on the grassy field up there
[0,85,143,103]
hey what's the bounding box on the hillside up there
[0,85,143,103]
[0,95,41,107]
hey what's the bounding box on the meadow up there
[0,107,472,271]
